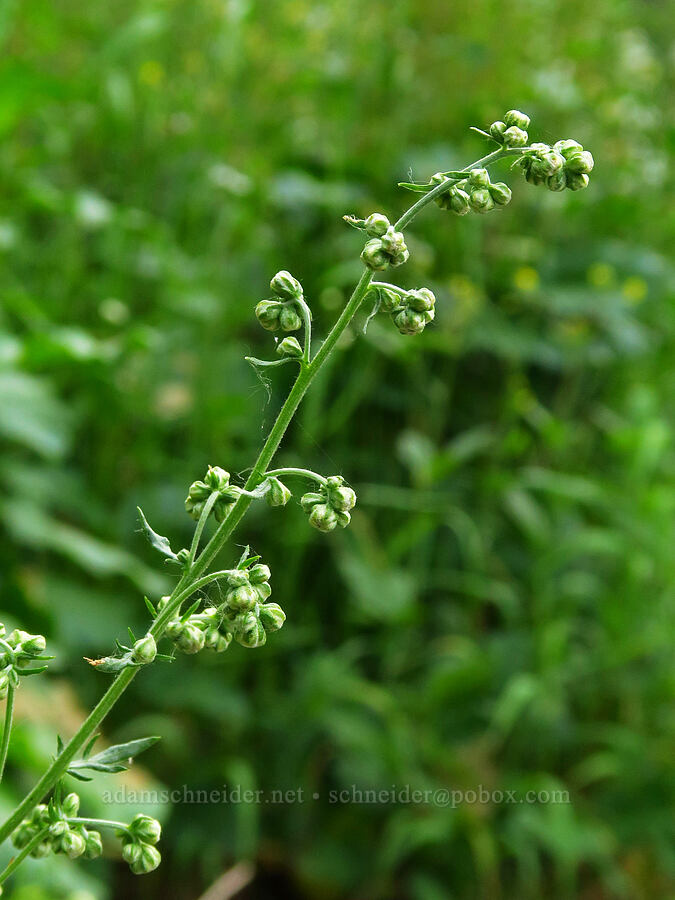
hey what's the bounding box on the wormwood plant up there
[0,111,593,889]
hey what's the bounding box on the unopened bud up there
[489,120,507,142]
[406,288,436,313]
[565,150,594,174]
[62,792,80,817]
[488,182,512,206]
[84,830,103,859]
[259,603,286,633]
[234,611,267,648]
[361,238,389,271]
[132,635,157,665]
[469,188,495,213]
[129,814,162,845]
[249,564,271,584]
[308,503,339,533]
[278,306,303,332]
[226,583,259,613]
[504,109,531,130]
[255,299,282,331]
[265,476,292,507]
[62,829,86,859]
[364,213,390,237]
[503,126,528,147]
[270,270,303,301]
[174,623,205,655]
[276,336,303,358]
[468,168,490,188]
[566,172,590,191]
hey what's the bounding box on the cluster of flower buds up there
[357,214,409,270]
[255,270,305,332]
[301,476,356,532]
[487,109,531,147]
[520,140,594,192]
[162,598,230,655]
[0,623,49,699]
[220,564,285,649]
[120,814,162,875]
[371,284,436,335]
[12,793,103,863]
[185,466,240,523]
[431,168,511,216]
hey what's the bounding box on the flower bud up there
[20,633,46,656]
[308,503,338,532]
[504,109,531,130]
[226,570,250,588]
[7,629,30,649]
[336,510,352,528]
[364,213,390,237]
[132,635,157,665]
[393,308,428,335]
[255,299,282,331]
[431,175,471,214]
[468,168,490,188]
[204,466,231,491]
[62,793,80,817]
[278,306,303,332]
[249,564,271,584]
[503,126,528,147]
[380,227,406,256]
[30,840,52,859]
[84,830,103,859]
[270,270,303,301]
[332,486,357,510]
[361,239,389,271]
[490,120,507,142]
[31,805,49,827]
[566,172,590,191]
[226,583,258,612]
[374,285,402,312]
[564,150,594,174]
[469,188,495,213]
[122,840,142,867]
[406,288,436,313]
[276,336,303,358]
[0,673,10,701]
[204,626,231,652]
[129,814,162,845]
[12,823,36,849]
[300,491,324,512]
[62,829,86,859]
[554,139,583,158]
[488,182,512,206]
[174,623,205,655]
[130,843,162,875]
[259,603,286,633]
[546,170,567,192]
[233,611,267,648]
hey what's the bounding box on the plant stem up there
[0,827,49,884]
[264,467,327,485]
[0,143,529,850]
[0,684,15,783]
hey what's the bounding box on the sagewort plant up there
[0,111,593,889]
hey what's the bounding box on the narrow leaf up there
[137,507,178,561]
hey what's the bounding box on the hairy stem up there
[0,684,15,783]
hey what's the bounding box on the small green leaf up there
[68,736,160,778]
[144,596,157,617]
[398,181,433,193]
[137,507,178,561]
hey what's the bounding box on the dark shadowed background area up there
[0,0,673,898]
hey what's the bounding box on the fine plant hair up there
[0,111,594,888]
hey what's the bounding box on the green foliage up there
[0,1,673,899]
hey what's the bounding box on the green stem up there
[0,827,49,884]
[68,817,129,833]
[0,684,15,783]
[0,143,524,852]
[264,467,327,485]
[188,491,219,566]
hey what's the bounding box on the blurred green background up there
[0,0,674,898]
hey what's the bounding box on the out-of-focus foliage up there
[0,0,673,898]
